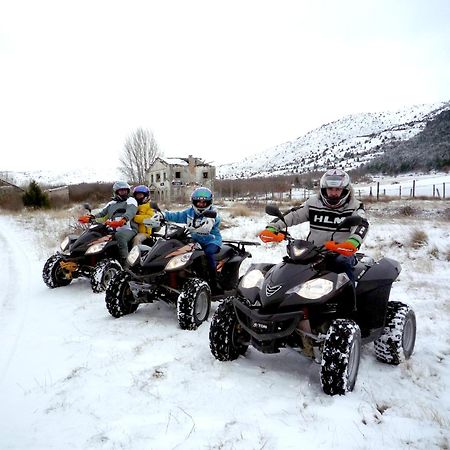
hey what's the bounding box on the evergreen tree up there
[22,180,50,208]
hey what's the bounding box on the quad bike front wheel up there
[42,254,72,288]
[374,301,416,365]
[90,258,122,293]
[320,319,362,396]
[105,272,138,318]
[177,278,211,330]
[209,297,249,361]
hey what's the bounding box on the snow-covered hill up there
[0,166,121,188]
[218,101,450,179]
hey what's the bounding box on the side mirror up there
[265,204,284,221]
[83,203,92,212]
[150,201,161,212]
[203,210,217,219]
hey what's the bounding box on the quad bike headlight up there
[85,241,108,255]
[60,236,70,253]
[165,252,193,271]
[240,269,265,289]
[127,245,140,266]
[287,278,334,300]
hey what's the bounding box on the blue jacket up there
[164,206,222,247]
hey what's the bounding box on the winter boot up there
[208,266,223,296]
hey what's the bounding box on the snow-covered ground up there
[353,173,450,199]
[0,201,449,450]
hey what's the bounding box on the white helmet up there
[112,181,131,201]
[319,169,351,208]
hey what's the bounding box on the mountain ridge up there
[217,101,450,179]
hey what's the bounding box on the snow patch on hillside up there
[218,101,450,179]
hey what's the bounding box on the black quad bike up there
[105,210,260,330]
[209,205,416,395]
[42,205,132,293]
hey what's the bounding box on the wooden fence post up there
[376,182,380,201]
[412,180,416,198]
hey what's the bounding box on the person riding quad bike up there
[104,202,259,330]
[259,169,369,284]
[42,181,138,293]
[131,184,157,246]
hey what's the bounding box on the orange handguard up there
[258,229,286,244]
[106,218,126,229]
[324,240,357,256]
[78,215,91,224]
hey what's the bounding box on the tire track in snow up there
[0,217,33,383]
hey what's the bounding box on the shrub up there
[0,188,24,211]
[69,182,112,204]
[229,205,255,218]
[22,180,50,209]
[398,205,416,216]
[409,229,428,249]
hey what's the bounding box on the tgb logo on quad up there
[266,284,282,297]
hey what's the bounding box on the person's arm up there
[347,205,369,249]
[133,205,155,224]
[94,201,113,219]
[269,201,310,231]
[164,208,189,224]
[123,198,138,222]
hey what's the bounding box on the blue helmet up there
[191,187,213,213]
[132,185,150,205]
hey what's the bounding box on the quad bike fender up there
[245,263,275,275]
[356,257,401,296]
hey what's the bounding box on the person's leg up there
[201,243,221,294]
[115,228,137,261]
[132,233,147,247]
[327,254,357,284]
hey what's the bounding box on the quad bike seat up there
[214,245,235,261]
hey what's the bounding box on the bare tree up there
[119,128,161,184]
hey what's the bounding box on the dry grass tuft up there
[398,205,416,216]
[428,246,440,259]
[410,229,428,249]
[228,205,255,218]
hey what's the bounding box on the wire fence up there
[354,181,448,200]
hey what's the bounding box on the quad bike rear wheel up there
[374,301,416,365]
[320,319,362,396]
[90,258,122,293]
[105,272,138,318]
[209,297,249,361]
[177,278,211,330]
[42,254,72,288]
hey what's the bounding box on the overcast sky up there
[1,0,450,172]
